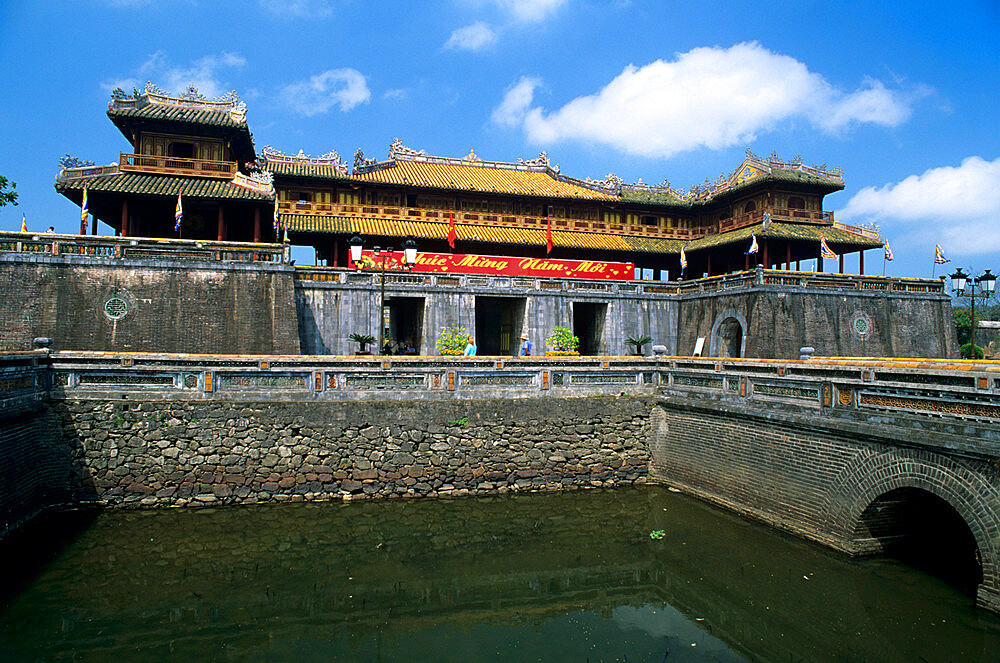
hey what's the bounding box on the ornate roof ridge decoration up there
[109,82,247,123]
[231,170,275,197]
[613,149,845,203]
[260,145,349,175]
[354,139,564,177]
[56,162,122,181]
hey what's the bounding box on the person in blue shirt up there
[463,336,477,356]
[518,333,531,356]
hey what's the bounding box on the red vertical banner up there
[447,211,457,249]
[546,215,553,255]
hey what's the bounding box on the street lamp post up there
[950,267,996,356]
[349,235,418,355]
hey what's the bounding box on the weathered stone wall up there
[295,279,679,356]
[0,254,300,354]
[54,396,651,507]
[0,405,83,538]
[675,286,957,359]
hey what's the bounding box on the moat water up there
[2,486,999,662]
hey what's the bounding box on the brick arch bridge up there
[649,356,1000,613]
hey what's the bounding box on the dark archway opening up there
[715,317,743,358]
[572,302,608,355]
[475,296,526,356]
[857,488,982,595]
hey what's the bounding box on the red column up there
[859,250,864,275]
[217,207,225,241]
[254,208,261,243]
[786,244,792,270]
[762,240,769,270]
[121,199,129,237]
[745,254,749,270]
[706,253,712,277]
[839,253,844,274]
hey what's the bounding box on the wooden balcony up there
[119,153,237,179]
[279,201,839,241]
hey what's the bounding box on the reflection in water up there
[2,486,1000,662]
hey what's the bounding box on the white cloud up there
[383,88,408,101]
[493,42,917,158]
[445,21,497,51]
[258,0,334,18]
[491,76,542,127]
[102,51,246,100]
[281,69,371,115]
[497,0,566,22]
[839,156,1000,255]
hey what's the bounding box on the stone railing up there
[658,356,1000,447]
[46,353,663,402]
[22,353,997,421]
[0,232,287,263]
[0,351,51,415]
[295,266,946,296]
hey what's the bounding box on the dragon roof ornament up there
[109,82,247,123]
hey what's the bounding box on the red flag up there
[447,211,457,249]
[546,215,553,255]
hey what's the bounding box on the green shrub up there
[436,326,471,355]
[546,327,579,354]
[960,343,985,359]
[625,334,653,354]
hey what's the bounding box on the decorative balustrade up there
[6,353,994,428]
[293,265,945,295]
[0,232,286,263]
[119,153,237,178]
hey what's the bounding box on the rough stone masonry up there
[53,396,652,507]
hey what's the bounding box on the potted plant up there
[348,333,376,355]
[435,326,472,356]
[545,326,580,356]
[625,334,653,356]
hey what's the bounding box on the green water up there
[2,486,999,662]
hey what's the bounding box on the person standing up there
[518,333,531,356]
[463,336,477,356]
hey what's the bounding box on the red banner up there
[351,251,634,280]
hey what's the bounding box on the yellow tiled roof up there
[282,214,682,254]
[352,161,616,201]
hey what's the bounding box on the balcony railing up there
[279,201,842,241]
[0,232,286,263]
[119,153,237,179]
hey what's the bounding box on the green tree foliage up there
[546,326,580,353]
[0,175,17,207]
[961,343,985,360]
[435,326,471,355]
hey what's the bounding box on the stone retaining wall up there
[54,396,651,507]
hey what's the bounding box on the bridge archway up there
[823,448,1000,608]
[708,308,746,358]
[857,487,982,593]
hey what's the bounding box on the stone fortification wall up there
[54,396,650,508]
[675,281,956,359]
[0,253,299,354]
[295,276,678,356]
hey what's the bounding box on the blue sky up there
[1,0,997,280]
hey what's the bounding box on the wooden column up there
[859,250,864,275]
[745,253,750,270]
[92,215,98,235]
[817,247,824,272]
[839,253,844,274]
[786,244,792,270]
[121,199,129,237]
[254,208,261,243]
[217,208,225,241]
[706,253,712,277]
[762,241,769,270]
